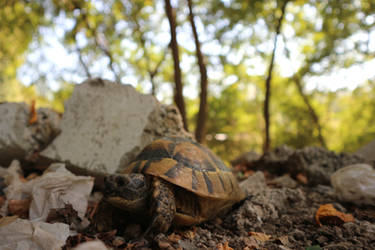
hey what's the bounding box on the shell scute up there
[124,137,245,201]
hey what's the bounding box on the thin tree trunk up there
[164,0,189,131]
[95,34,121,84]
[187,0,208,143]
[282,36,327,148]
[263,0,289,152]
[149,51,166,96]
[293,75,327,148]
[76,47,92,78]
[80,12,121,83]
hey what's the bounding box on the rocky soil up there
[80,146,374,250]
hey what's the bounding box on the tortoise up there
[104,137,246,233]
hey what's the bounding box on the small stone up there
[331,164,375,206]
[239,171,267,196]
[269,174,298,188]
[0,103,60,167]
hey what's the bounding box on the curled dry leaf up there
[28,100,38,124]
[0,196,5,208]
[179,226,196,239]
[216,241,233,250]
[124,239,148,250]
[275,235,290,246]
[248,231,271,242]
[167,232,181,243]
[26,173,40,181]
[315,203,354,226]
[296,173,308,184]
[8,199,31,218]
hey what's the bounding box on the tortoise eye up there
[116,176,127,186]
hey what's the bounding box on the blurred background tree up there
[1,0,374,162]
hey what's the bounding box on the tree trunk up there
[263,0,289,152]
[187,0,208,143]
[293,75,327,148]
[282,35,327,148]
[164,0,189,131]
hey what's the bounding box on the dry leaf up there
[26,173,40,181]
[0,216,18,227]
[216,241,233,250]
[275,235,290,246]
[29,100,37,124]
[167,232,181,243]
[248,231,271,242]
[180,226,196,239]
[0,196,5,208]
[180,229,196,239]
[296,173,308,184]
[8,199,31,218]
[315,203,355,226]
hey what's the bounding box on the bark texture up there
[164,0,189,131]
[263,0,289,152]
[187,0,208,143]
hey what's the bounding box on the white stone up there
[72,240,108,250]
[331,163,375,206]
[0,103,60,166]
[0,217,69,250]
[40,78,189,174]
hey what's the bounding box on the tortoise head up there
[104,173,150,212]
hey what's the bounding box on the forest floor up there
[62,146,375,249]
[3,146,375,249]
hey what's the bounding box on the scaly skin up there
[146,178,176,234]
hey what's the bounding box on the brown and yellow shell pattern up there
[123,137,244,201]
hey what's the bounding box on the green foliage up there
[0,1,44,80]
[327,81,375,152]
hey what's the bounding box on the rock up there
[269,174,298,188]
[248,145,368,186]
[356,139,375,161]
[40,78,190,175]
[231,151,261,166]
[331,164,375,206]
[72,240,108,250]
[229,188,306,232]
[239,171,267,196]
[0,102,60,167]
[286,147,368,186]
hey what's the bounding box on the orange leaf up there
[216,242,233,250]
[8,199,31,218]
[296,173,308,184]
[167,232,181,243]
[0,196,5,208]
[29,100,37,124]
[315,203,354,226]
[248,231,271,242]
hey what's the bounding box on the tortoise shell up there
[123,137,245,201]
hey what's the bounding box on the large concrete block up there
[40,78,190,175]
[0,103,60,167]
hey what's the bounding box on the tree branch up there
[263,0,290,152]
[187,0,208,143]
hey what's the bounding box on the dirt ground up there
[3,146,375,249]
[60,146,374,249]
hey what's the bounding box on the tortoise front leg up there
[146,178,176,234]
